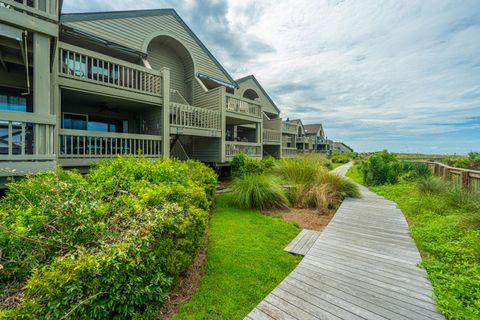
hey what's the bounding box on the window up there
[0,88,32,112]
[63,113,128,133]
[63,113,87,130]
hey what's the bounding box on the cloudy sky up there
[62,0,480,154]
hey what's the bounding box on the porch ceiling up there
[62,88,159,112]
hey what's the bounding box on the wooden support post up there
[443,167,450,181]
[220,86,226,163]
[433,163,439,176]
[161,67,170,158]
[33,33,51,156]
[460,171,470,190]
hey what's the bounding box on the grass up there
[229,174,289,210]
[173,194,301,320]
[346,165,480,320]
[331,162,343,169]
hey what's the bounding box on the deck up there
[245,162,444,320]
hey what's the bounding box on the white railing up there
[59,43,162,96]
[282,122,297,134]
[225,94,262,118]
[170,102,221,131]
[59,129,162,158]
[0,111,55,161]
[225,142,262,158]
[282,148,297,158]
[284,135,293,143]
[263,129,281,143]
[0,0,58,21]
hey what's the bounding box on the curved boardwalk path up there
[245,162,444,320]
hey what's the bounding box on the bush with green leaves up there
[402,162,432,180]
[361,151,402,186]
[0,156,216,319]
[230,153,276,177]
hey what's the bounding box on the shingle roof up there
[304,124,323,134]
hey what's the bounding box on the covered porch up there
[225,116,262,161]
[58,89,163,166]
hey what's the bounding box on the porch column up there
[161,67,170,157]
[220,87,226,162]
[33,33,51,155]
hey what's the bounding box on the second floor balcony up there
[282,121,297,134]
[263,129,281,144]
[225,93,262,121]
[58,43,163,104]
[0,0,59,36]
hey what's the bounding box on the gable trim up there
[236,75,280,114]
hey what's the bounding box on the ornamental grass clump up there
[273,155,359,212]
[0,156,217,319]
[229,174,289,210]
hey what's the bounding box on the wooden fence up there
[424,161,480,192]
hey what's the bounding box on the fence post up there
[460,172,470,190]
[443,167,450,181]
[433,163,439,176]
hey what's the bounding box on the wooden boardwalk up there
[284,229,321,256]
[245,162,444,320]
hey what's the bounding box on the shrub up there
[0,156,216,319]
[361,151,402,186]
[230,153,276,177]
[403,162,432,180]
[229,174,289,210]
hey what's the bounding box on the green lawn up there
[173,193,301,320]
[346,165,480,320]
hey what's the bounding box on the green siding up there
[147,40,188,96]
[62,14,232,84]
[236,77,279,115]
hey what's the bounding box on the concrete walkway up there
[245,162,444,320]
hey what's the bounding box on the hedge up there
[0,157,217,319]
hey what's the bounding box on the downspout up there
[21,30,30,96]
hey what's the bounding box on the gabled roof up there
[60,9,237,87]
[290,119,306,134]
[304,124,323,135]
[236,75,280,114]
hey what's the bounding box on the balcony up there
[58,43,163,104]
[297,136,309,143]
[282,122,297,134]
[0,0,59,36]
[58,129,162,166]
[225,94,262,121]
[225,141,262,160]
[0,110,56,176]
[263,129,281,144]
[170,101,221,137]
